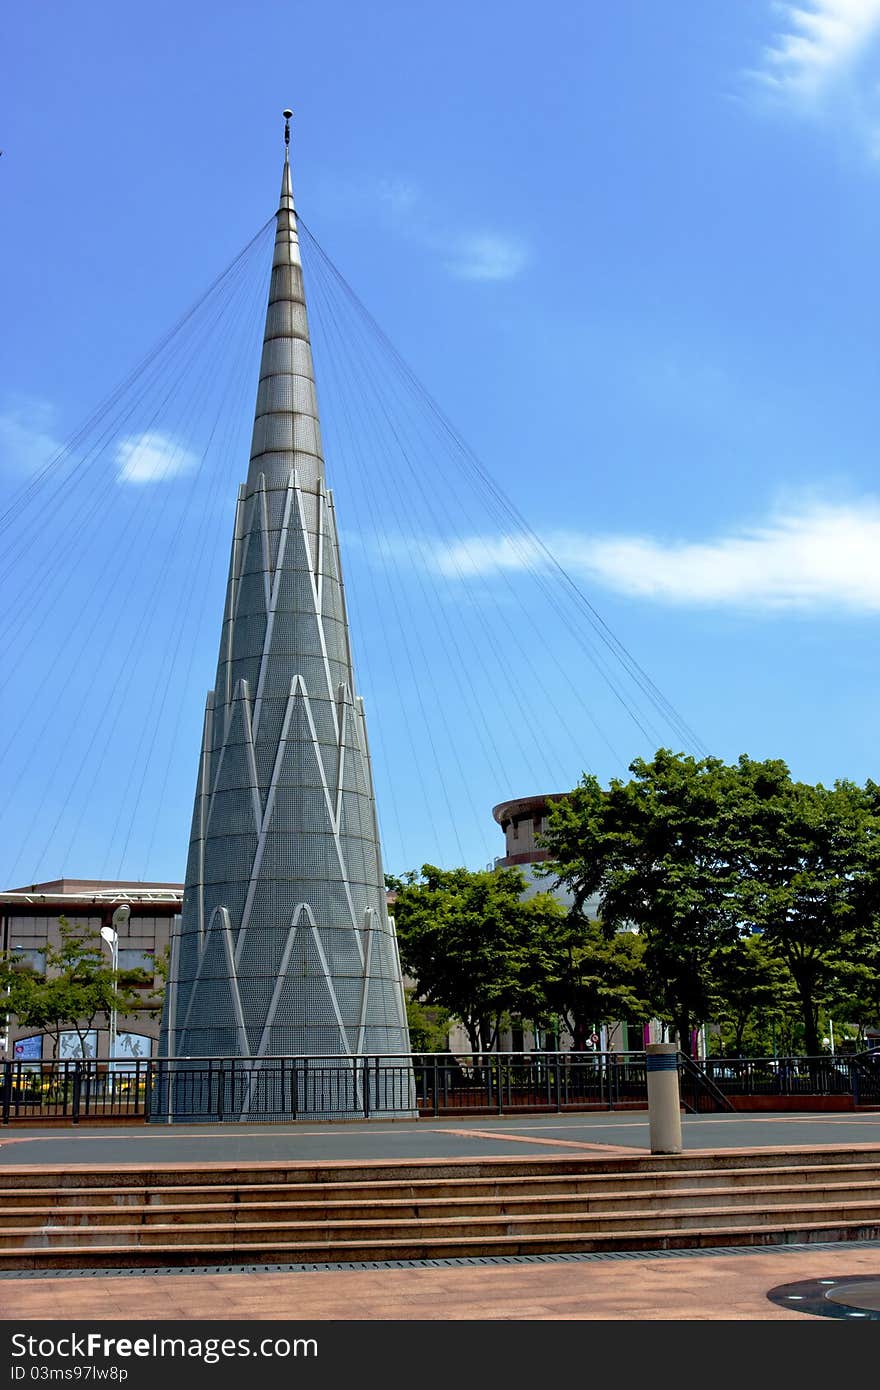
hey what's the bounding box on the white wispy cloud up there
[322,173,529,282]
[391,185,528,283]
[115,431,198,485]
[747,1,880,152]
[0,404,199,488]
[444,234,529,282]
[429,499,880,613]
[758,0,880,99]
[0,398,62,474]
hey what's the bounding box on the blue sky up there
[3,1,880,883]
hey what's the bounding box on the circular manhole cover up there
[767,1275,880,1319]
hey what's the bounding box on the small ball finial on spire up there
[282,109,293,155]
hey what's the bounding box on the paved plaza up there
[1,1111,879,1320]
[1,1109,879,1166]
[1,1242,878,1321]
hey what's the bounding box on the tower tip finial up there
[282,109,293,159]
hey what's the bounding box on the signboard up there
[109,1032,152,1071]
[58,1030,97,1060]
[13,1035,42,1061]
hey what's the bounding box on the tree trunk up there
[802,1000,820,1058]
[789,966,820,1056]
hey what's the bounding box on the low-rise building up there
[0,879,182,1062]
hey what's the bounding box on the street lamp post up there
[101,905,130,1062]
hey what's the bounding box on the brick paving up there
[2,1114,879,1320]
[1,1245,879,1320]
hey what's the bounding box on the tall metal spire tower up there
[158,115,411,1093]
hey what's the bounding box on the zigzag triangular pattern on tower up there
[159,133,411,1106]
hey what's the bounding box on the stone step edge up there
[1,1218,879,1268]
[6,1178,880,1221]
[6,1198,880,1239]
[5,1159,880,1200]
[2,1145,880,1184]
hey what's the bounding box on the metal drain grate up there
[1,1238,878,1281]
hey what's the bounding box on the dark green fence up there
[2,1050,878,1124]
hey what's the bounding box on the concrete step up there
[4,1146,880,1192]
[6,1197,880,1249]
[1,1215,880,1270]
[5,1158,880,1208]
[3,1148,880,1269]
[5,1179,880,1228]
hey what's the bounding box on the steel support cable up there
[303,240,625,783]
[301,237,625,781]
[104,253,270,865]
[0,239,268,658]
[0,217,275,541]
[138,257,273,882]
[0,288,239,799]
[0,225,273,645]
[0,254,260,807]
[300,220,705,756]
[5,254,264,881]
[137,339,262,882]
[0,280,255,677]
[107,261,269,872]
[302,263,454,864]
[309,259,482,866]
[306,245,666,760]
[49,253,268,881]
[0,237,271,670]
[334,322,638,771]
[108,251,272,877]
[0,301,218,615]
[295,286,409,871]
[299,419,408,874]
[306,222,694,750]
[305,251,519,797]
[0,240,262,680]
[305,248,560,807]
[309,253,521,863]
[298,228,666,757]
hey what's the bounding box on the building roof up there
[491,793,568,826]
[1,878,183,905]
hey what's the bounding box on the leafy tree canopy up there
[541,751,742,1053]
[388,864,565,1053]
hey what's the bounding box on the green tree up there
[545,918,650,1050]
[709,932,796,1056]
[388,865,566,1052]
[541,752,742,1054]
[826,947,880,1048]
[404,991,452,1052]
[0,917,148,1058]
[734,762,880,1057]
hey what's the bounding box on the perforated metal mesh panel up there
[157,152,412,1116]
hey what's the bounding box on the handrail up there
[3,1051,876,1124]
[677,1052,736,1113]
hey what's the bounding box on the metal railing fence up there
[1,1050,878,1123]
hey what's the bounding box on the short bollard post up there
[646,1043,682,1154]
